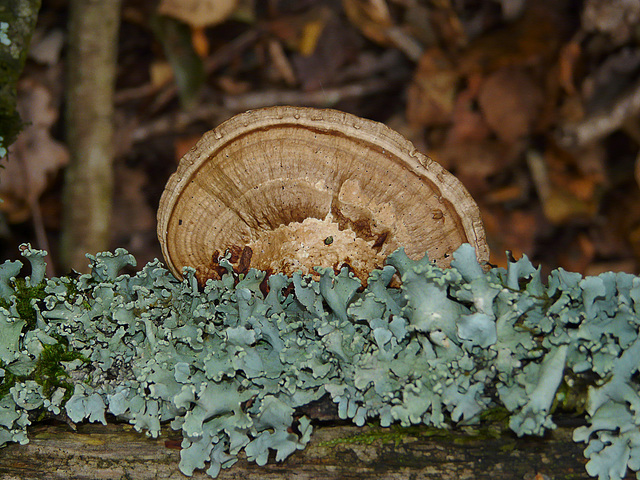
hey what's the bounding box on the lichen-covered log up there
[1,245,640,480]
[0,420,600,479]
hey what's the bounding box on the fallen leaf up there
[527,147,604,225]
[477,67,544,143]
[430,139,519,196]
[191,27,209,57]
[406,48,459,127]
[458,5,561,75]
[0,79,69,223]
[482,207,540,270]
[558,41,581,95]
[158,0,239,28]
[445,74,491,144]
[342,0,393,46]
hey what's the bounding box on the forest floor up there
[2,0,640,279]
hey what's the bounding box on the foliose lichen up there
[0,242,639,479]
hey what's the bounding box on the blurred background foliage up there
[1,0,640,278]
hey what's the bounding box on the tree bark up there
[61,0,122,271]
[0,0,41,154]
[0,418,627,480]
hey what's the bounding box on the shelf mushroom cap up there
[157,106,489,284]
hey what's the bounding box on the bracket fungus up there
[158,106,489,283]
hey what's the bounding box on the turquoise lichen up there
[0,243,639,479]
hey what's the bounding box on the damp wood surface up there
[0,418,627,480]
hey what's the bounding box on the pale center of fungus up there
[246,216,388,278]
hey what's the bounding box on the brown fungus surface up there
[157,106,489,284]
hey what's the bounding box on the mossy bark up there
[0,0,41,155]
[60,0,122,271]
[0,419,614,479]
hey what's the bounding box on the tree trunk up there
[61,0,122,271]
[0,418,626,480]
[0,0,41,154]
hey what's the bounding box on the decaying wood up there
[0,418,615,480]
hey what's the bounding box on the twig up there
[267,38,298,86]
[222,77,400,111]
[203,28,263,74]
[556,78,640,147]
[29,197,55,278]
[17,153,56,278]
[115,29,262,107]
[129,77,401,143]
[130,103,229,142]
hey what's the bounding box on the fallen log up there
[0,417,610,480]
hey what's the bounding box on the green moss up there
[33,338,87,402]
[320,424,451,448]
[321,411,514,450]
[63,278,91,309]
[552,374,590,415]
[0,337,86,404]
[479,406,510,421]
[12,277,46,330]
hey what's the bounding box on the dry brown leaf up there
[482,207,539,270]
[158,0,238,28]
[558,41,581,95]
[342,0,393,46]
[458,5,561,76]
[191,27,209,57]
[426,0,467,51]
[445,75,491,144]
[527,147,603,225]
[406,48,459,127]
[0,80,69,223]
[477,67,544,143]
[557,233,596,274]
[29,28,65,66]
[430,140,518,196]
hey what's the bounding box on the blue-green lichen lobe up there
[0,243,639,480]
